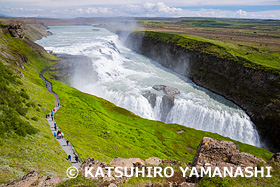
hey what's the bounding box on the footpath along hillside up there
[40,69,81,169]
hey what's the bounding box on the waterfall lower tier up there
[36,25,260,147]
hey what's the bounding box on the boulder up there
[162,159,179,166]
[177,130,185,134]
[152,85,166,91]
[230,152,265,167]
[110,157,145,168]
[160,95,175,121]
[79,157,114,181]
[8,24,24,39]
[269,153,280,162]
[164,86,180,95]
[79,157,134,185]
[142,91,157,108]
[191,137,266,176]
[152,85,180,95]
[108,183,117,187]
[179,182,197,187]
[152,84,180,121]
[0,171,64,187]
[145,157,163,166]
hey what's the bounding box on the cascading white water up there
[37,25,260,146]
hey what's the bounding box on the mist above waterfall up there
[36,25,260,147]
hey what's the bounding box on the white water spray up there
[37,25,260,146]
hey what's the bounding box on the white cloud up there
[0,2,279,19]
[0,0,279,8]
[142,2,182,14]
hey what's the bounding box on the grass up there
[57,174,98,187]
[44,69,273,165]
[0,30,71,184]
[56,160,280,186]
[198,161,280,187]
[142,31,280,74]
[0,18,277,186]
[0,61,37,136]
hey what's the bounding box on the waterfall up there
[36,25,260,147]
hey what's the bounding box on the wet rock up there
[142,91,157,108]
[164,86,180,95]
[145,157,162,166]
[152,85,180,95]
[127,32,280,152]
[152,85,166,91]
[269,153,280,162]
[160,95,175,121]
[152,85,180,121]
[192,137,265,176]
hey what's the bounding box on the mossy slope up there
[44,69,272,164]
[0,26,71,184]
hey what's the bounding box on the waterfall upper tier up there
[36,25,260,147]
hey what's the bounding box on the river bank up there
[36,25,260,147]
[124,31,280,152]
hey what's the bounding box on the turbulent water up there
[37,25,260,146]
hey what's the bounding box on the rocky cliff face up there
[192,137,265,176]
[124,32,280,152]
[8,24,25,39]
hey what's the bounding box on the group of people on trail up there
[52,119,64,139]
[43,75,80,166]
[47,109,79,163]
[55,130,64,139]
[51,110,54,121]
[53,129,64,139]
[68,154,79,163]
[46,109,55,121]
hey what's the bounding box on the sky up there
[0,0,279,19]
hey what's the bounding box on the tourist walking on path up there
[75,154,79,163]
[40,68,81,169]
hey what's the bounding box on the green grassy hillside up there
[143,31,280,74]
[0,19,277,186]
[0,27,71,184]
[125,30,280,152]
[45,69,278,187]
[44,69,273,164]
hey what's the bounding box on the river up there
[36,25,260,146]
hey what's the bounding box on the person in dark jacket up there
[75,154,79,163]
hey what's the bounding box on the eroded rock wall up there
[124,32,280,152]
